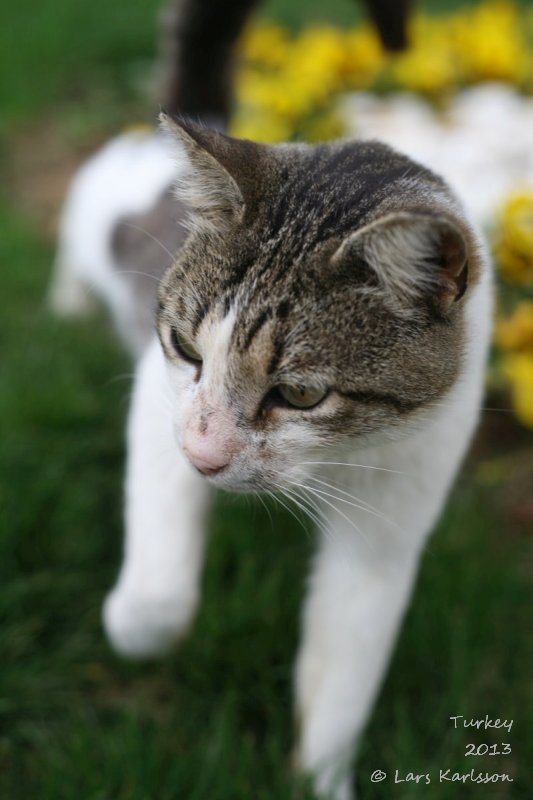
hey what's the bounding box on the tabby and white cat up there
[50,1,492,797]
[52,111,491,799]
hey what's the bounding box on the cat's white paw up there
[292,747,355,800]
[103,585,196,659]
[313,773,354,800]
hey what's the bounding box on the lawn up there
[1,1,532,798]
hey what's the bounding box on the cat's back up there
[58,130,175,274]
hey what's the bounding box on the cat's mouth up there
[195,464,282,495]
[181,436,287,493]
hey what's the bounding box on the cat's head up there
[157,116,483,492]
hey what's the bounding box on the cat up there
[54,115,491,800]
[49,3,492,800]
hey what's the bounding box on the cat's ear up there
[160,113,257,231]
[332,212,468,314]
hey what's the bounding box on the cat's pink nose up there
[183,405,241,476]
[183,446,230,476]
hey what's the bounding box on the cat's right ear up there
[160,113,254,232]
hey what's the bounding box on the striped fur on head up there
[157,118,481,483]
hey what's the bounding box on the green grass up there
[1,0,532,798]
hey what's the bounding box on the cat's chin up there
[201,470,287,495]
[207,477,275,495]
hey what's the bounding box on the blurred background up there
[1,1,532,798]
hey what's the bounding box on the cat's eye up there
[170,327,202,364]
[278,383,328,409]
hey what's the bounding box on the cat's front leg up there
[294,519,421,800]
[104,337,211,658]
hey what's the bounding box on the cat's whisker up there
[277,483,325,537]
[301,461,415,477]
[104,372,136,386]
[291,490,338,545]
[119,227,203,311]
[305,475,403,533]
[120,224,202,307]
[297,488,377,570]
[271,485,312,536]
[451,403,514,414]
[280,485,324,533]
[254,491,275,532]
[477,407,515,414]
[301,481,402,535]
[293,482,375,555]
[306,473,381,513]
[122,223,178,262]
[289,485,326,521]
[114,269,165,284]
[281,497,320,541]
[287,489,332,545]
[422,396,515,415]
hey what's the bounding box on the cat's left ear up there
[332,211,469,315]
[160,113,259,231]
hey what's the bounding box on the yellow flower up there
[235,24,354,142]
[495,191,533,285]
[389,16,458,95]
[496,302,533,352]
[342,27,384,89]
[230,110,293,143]
[233,2,533,146]
[451,0,529,86]
[239,23,290,69]
[300,111,346,143]
[502,354,533,427]
[283,27,347,109]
